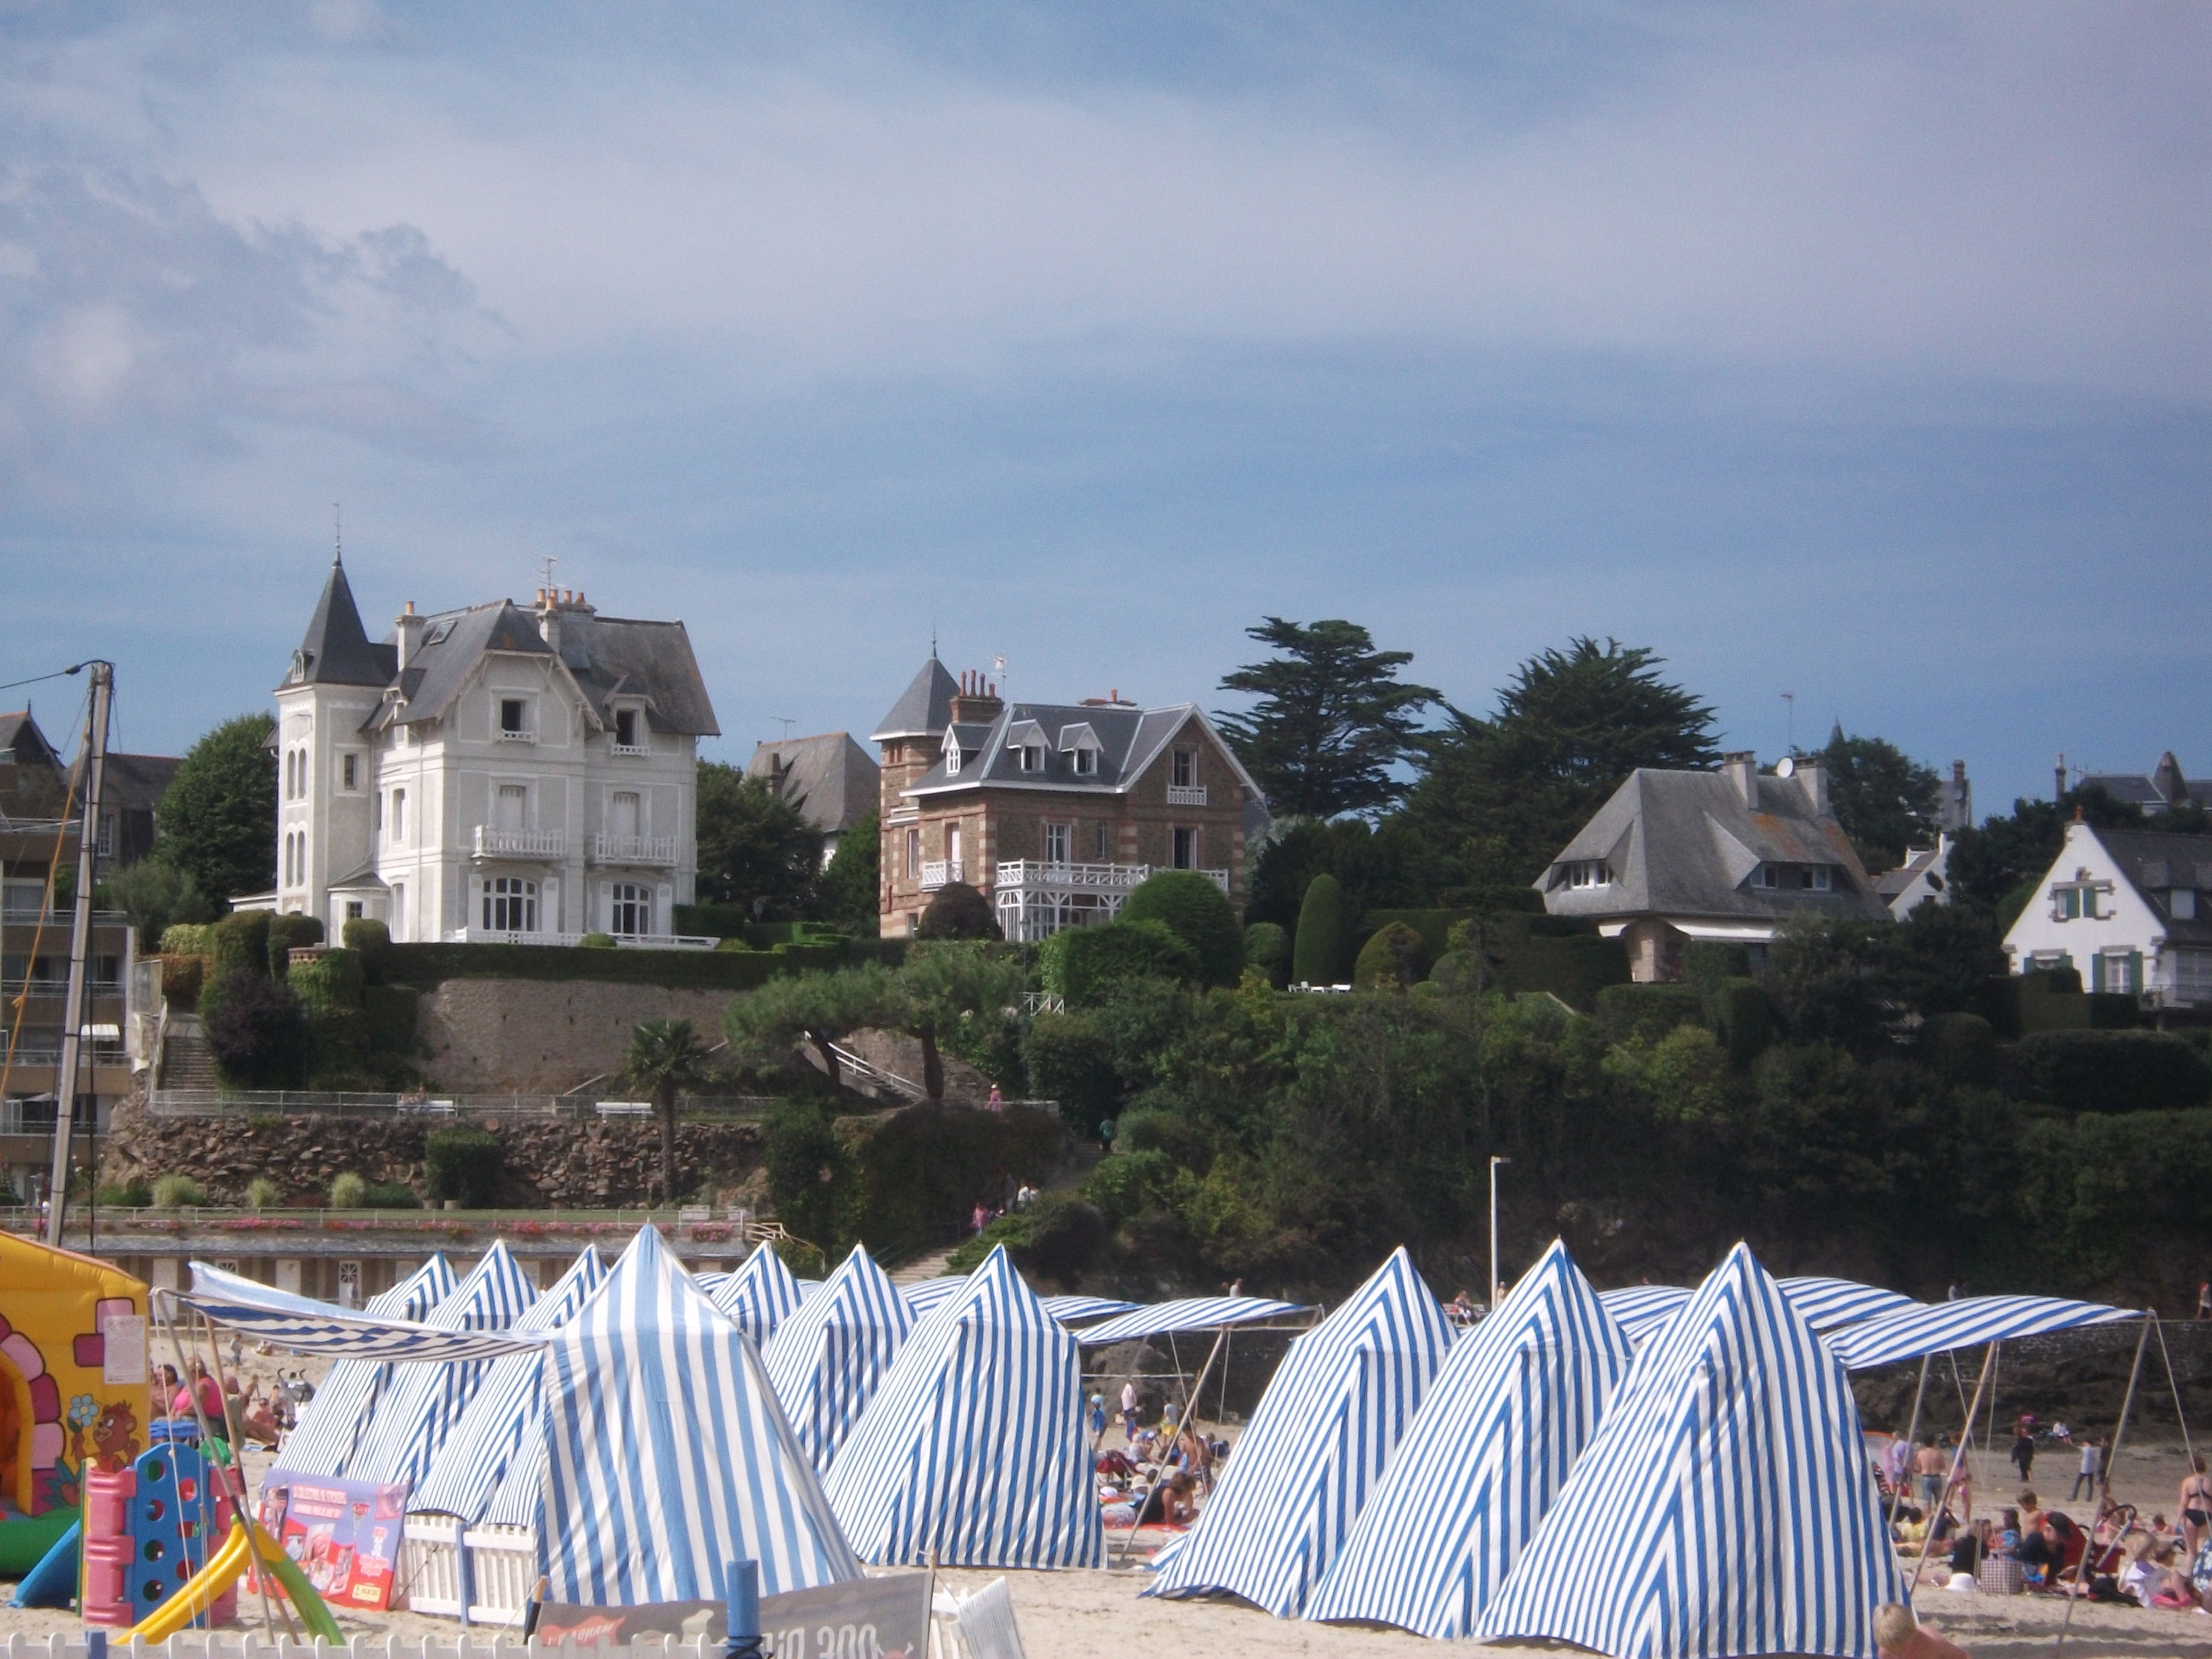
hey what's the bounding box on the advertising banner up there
[537,1570,929,1659]
[259,1475,411,1611]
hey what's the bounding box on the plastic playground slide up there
[7,1520,80,1609]
[125,1523,344,1644]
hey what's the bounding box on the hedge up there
[1920,1011,1998,1085]
[362,985,419,1053]
[1438,913,1631,1011]
[1354,921,1430,991]
[1596,983,1706,1047]
[2016,1030,2212,1114]
[1293,874,1349,986]
[2009,970,2140,1035]
[1360,909,1477,964]
[1047,919,1198,1007]
[1119,871,1243,986]
[424,1127,504,1206]
[671,907,855,948]
[363,939,903,991]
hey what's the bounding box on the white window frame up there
[1171,749,1197,788]
[390,787,407,844]
[609,881,652,938]
[1018,744,1045,773]
[1171,826,1198,869]
[612,706,647,754]
[340,752,360,791]
[497,696,535,742]
[1071,746,1097,776]
[1803,865,1832,892]
[1751,865,1780,890]
[1044,822,1071,865]
[482,876,539,933]
[1566,860,1608,890]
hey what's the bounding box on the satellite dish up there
[1776,756,1796,778]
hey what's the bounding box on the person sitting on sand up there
[2016,1491,2044,1540]
[1873,1603,1969,1659]
[1136,1471,1198,1528]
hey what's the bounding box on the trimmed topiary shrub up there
[916,881,1002,940]
[161,953,206,1012]
[1119,870,1243,987]
[1710,977,1775,1067]
[209,910,272,982]
[1244,921,1290,988]
[362,1181,420,1209]
[160,922,216,956]
[424,1127,505,1206]
[1354,921,1430,993]
[341,916,391,953]
[1920,1011,1998,1085]
[1055,920,1199,1007]
[1293,873,1347,986]
[2017,1030,2212,1114]
[578,932,618,948]
[1595,982,1706,1047]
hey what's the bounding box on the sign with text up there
[538,1571,929,1659]
[260,1475,411,1611]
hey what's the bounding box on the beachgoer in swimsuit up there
[2181,1454,2212,1558]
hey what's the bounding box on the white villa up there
[2002,819,2212,1009]
[251,558,719,944]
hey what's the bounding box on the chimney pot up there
[1721,750,1757,806]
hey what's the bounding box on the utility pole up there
[1489,1155,1510,1306]
[46,661,113,1247]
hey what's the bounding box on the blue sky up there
[2,2,2206,814]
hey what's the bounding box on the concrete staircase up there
[890,1243,964,1286]
[158,1015,220,1091]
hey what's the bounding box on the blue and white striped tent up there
[1828,1294,2139,1371]
[539,1226,862,1603]
[1777,1277,1921,1334]
[179,1260,541,1361]
[272,1255,461,1477]
[824,1246,1104,1570]
[710,1244,807,1344]
[1598,1285,1690,1345]
[1145,1248,1454,1616]
[409,1248,608,1521]
[1039,1294,1139,1326]
[898,1277,968,1320]
[1306,1239,1632,1638]
[346,1242,539,1487]
[1480,1242,1907,1659]
[764,1244,915,1469]
[1073,1294,1312,1346]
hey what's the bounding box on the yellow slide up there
[124,1523,344,1643]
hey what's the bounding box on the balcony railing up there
[472,826,565,859]
[441,927,717,950]
[993,860,1229,895]
[1166,784,1209,807]
[590,833,678,866]
[919,859,965,891]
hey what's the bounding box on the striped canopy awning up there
[1596,1285,1689,1344]
[764,1244,915,1469]
[1307,1239,1632,1639]
[1073,1295,1312,1345]
[825,1246,1105,1570]
[1145,1248,1455,1617]
[1481,1242,1906,1658]
[898,1277,968,1318]
[539,1226,862,1603]
[411,1247,609,1521]
[1777,1276,1923,1332]
[1829,1294,2141,1371]
[1039,1294,1139,1326]
[345,1241,540,1488]
[181,1257,539,1362]
[711,1244,807,1345]
[267,1255,461,1478]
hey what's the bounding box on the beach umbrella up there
[1480,1241,1906,1659]
[410,1247,607,1521]
[711,1242,808,1344]
[345,1241,538,1486]
[539,1226,861,1603]
[764,1244,915,1468]
[272,1253,458,1477]
[1306,1239,1631,1638]
[1143,1247,1454,1617]
[825,1245,1105,1570]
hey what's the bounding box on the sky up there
[2,2,2207,814]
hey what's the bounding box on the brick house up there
[870,657,1264,939]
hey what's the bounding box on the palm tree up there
[624,1018,715,1206]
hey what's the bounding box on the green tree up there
[810,811,880,935]
[1405,638,1718,886]
[100,856,215,951]
[1215,618,1438,817]
[916,881,1002,940]
[157,713,277,905]
[1815,729,1940,870]
[1119,869,1243,986]
[624,1017,717,1204]
[695,763,822,919]
[1293,872,1347,985]
[724,964,897,1085]
[892,944,1031,1102]
[1948,784,2144,920]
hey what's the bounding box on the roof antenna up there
[931,621,939,660]
[1780,690,1795,752]
[333,503,342,566]
[775,718,795,740]
[537,554,558,601]
[993,653,1007,706]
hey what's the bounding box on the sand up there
[7,1404,2210,1658]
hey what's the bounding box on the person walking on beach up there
[1087,1392,1105,1444]
[2180,1454,2212,1558]
[2070,1437,2102,1502]
[1914,1440,1948,1510]
[2011,1424,2035,1482]
[1120,1379,1140,1444]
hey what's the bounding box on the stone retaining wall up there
[413,977,739,1094]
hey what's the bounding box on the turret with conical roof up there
[283,554,392,689]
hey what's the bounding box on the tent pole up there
[1910,1342,1995,1595]
[197,1305,298,1642]
[2053,1311,2152,1659]
[2153,1314,2194,1465]
[1115,1325,1229,1565]
[1888,1355,1932,1533]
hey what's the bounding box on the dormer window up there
[1564,860,1609,889]
[1060,723,1102,776]
[943,737,962,776]
[1073,747,1096,775]
[1751,865,1780,890]
[499,697,533,741]
[612,708,644,752]
[1019,745,1046,772]
[2173,889,2199,921]
[1801,866,1832,892]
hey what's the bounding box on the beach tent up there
[1306,1239,1632,1638]
[539,1226,862,1603]
[1073,1295,1312,1346]
[898,1277,968,1320]
[764,1244,915,1468]
[272,1255,459,1477]
[710,1244,808,1345]
[824,1246,1105,1570]
[1145,1248,1454,1617]
[1480,1241,1906,1659]
[1827,1294,2138,1371]
[409,1248,607,1522]
[1776,1277,1920,1333]
[1038,1294,1138,1326]
[345,1242,539,1488]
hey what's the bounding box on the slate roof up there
[747,734,879,836]
[1540,767,1887,924]
[100,752,181,816]
[285,558,395,689]
[902,701,1261,801]
[871,657,960,742]
[2094,828,2212,948]
[1871,846,1941,902]
[2083,752,2211,811]
[0,709,69,825]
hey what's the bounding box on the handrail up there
[824,1041,927,1103]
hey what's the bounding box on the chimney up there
[1941,759,1972,833]
[537,586,561,651]
[1797,756,1829,816]
[2055,752,2068,802]
[1721,750,1757,806]
[394,600,424,670]
[948,669,1004,725]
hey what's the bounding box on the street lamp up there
[1489,1156,1511,1306]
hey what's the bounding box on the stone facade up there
[412,977,738,1094]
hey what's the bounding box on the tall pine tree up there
[1215,618,1437,817]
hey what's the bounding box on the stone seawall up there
[103,1101,764,1208]
[414,977,739,1093]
